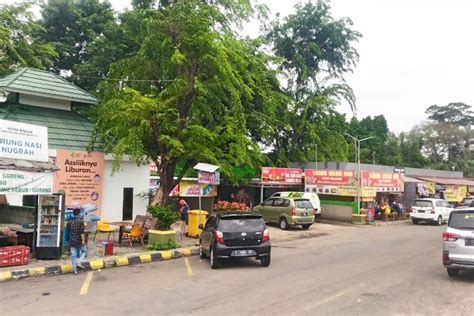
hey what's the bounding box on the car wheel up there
[447,268,459,277]
[436,216,442,226]
[260,254,271,267]
[279,217,288,230]
[301,224,311,230]
[210,246,219,269]
[199,240,206,258]
[411,218,418,225]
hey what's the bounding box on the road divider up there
[0,247,197,283]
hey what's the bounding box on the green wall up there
[320,199,358,214]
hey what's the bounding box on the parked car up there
[442,208,474,277]
[198,212,271,269]
[410,198,452,225]
[253,197,315,230]
[270,191,321,217]
[455,196,474,208]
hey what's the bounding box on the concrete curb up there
[0,247,198,282]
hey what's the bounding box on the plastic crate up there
[0,245,30,267]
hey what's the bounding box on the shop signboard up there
[198,171,220,185]
[54,150,105,216]
[0,170,53,194]
[444,185,467,202]
[361,171,403,192]
[175,180,217,197]
[304,169,356,186]
[0,119,49,162]
[337,186,376,198]
[261,167,303,184]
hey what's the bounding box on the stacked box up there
[0,245,30,267]
[96,241,113,256]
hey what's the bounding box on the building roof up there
[1,104,96,151]
[0,68,99,105]
[415,176,474,186]
[0,158,58,172]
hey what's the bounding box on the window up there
[412,200,433,208]
[272,198,286,207]
[295,199,313,208]
[448,211,474,230]
[218,218,265,232]
[205,216,217,230]
[263,199,274,207]
[282,199,291,207]
[435,201,444,207]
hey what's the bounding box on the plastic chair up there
[93,220,116,242]
[121,224,144,248]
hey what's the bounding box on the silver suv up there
[442,208,474,277]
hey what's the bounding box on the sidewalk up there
[0,221,357,282]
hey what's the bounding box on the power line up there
[72,75,177,82]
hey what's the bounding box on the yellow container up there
[187,210,208,237]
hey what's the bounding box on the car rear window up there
[218,218,265,232]
[448,211,474,230]
[412,200,433,207]
[295,199,313,208]
[462,198,474,205]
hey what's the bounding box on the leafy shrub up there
[147,205,180,230]
[146,239,179,251]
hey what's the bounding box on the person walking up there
[69,208,86,275]
[179,199,190,238]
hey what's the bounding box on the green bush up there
[147,205,180,230]
[146,239,179,251]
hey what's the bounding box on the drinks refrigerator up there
[36,194,65,259]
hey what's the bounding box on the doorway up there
[122,188,134,220]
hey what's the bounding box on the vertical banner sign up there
[54,150,105,216]
[0,119,49,162]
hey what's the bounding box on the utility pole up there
[315,143,318,170]
[344,133,376,213]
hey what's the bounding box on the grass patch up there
[146,239,180,251]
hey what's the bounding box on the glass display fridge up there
[36,194,65,259]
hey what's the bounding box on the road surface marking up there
[80,272,94,295]
[304,291,345,311]
[184,258,193,276]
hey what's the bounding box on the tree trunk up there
[151,161,177,206]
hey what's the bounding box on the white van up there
[270,192,321,216]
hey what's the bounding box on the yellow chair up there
[120,224,144,248]
[93,220,115,242]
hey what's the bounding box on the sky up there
[5,0,474,134]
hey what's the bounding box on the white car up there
[410,198,453,225]
[442,208,474,277]
[270,191,321,217]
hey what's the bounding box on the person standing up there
[69,208,86,275]
[179,199,190,237]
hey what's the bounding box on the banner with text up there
[54,150,104,215]
[0,170,53,194]
[361,171,403,192]
[261,167,303,184]
[175,180,217,197]
[0,119,49,162]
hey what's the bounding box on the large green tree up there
[0,2,56,76]
[266,0,361,165]
[93,0,284,206]
[38,0,115,82]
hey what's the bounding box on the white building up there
[0,68,149,221]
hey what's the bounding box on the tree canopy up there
[0,2,56,76]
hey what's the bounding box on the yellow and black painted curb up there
[0,247,198,282]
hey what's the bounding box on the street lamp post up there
[344,133,375,213]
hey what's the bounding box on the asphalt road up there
[2,222,474,315]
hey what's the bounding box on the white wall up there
[19,94,71,111]
[101,160,150,221]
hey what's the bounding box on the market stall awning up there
[415,176,474,186]
[404,176,424,183]
[0,158,58,172]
